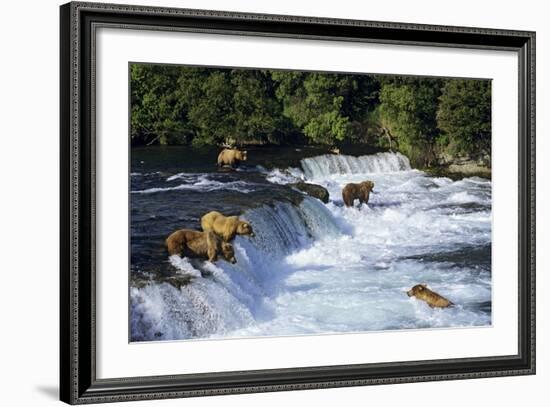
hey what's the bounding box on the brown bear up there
[217,148,248,168]
[201,211,254,242]
[342,180,374,207]
[165,229,236,264]
[407,284,454,308]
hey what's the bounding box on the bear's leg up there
[342,195,351,207]
[167,241,182,256]
[223,231,233,242]
[207,246,218,262]
[205,233,219,262]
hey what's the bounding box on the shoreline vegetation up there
[131,64,491,177]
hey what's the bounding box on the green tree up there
[437,79,491,156]
[176,69,287,146]
[378,77,442,165]
[130,64,195,145]
[180,70,236,146]
[231,70,283,144]
[271,72,379,145]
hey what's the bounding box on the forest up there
[130,64,491,167]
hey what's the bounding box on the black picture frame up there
[60,2,536,404]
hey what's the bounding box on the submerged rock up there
[289,182,330,203]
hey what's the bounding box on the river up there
[130,146,492,341]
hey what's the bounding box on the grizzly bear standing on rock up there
[217,148,247,168]
[201,211,254,242]
[165,229,236,264]
[342,180,375,207]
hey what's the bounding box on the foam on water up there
[131,152,492,341]
[265,167,305,185]
[169,255,202,279]
[132,174,254,194]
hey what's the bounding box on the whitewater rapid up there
[130,152,492,341]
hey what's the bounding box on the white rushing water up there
[131,153,492,341]
[301,151,412,178]
[132,174,256,194]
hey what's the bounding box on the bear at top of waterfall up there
[201,211,254,242]
[407,284,454,308]
[217,148,248,168]
[342,180,375,208]
[165,229,237,264]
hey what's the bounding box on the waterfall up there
[130,196,343,341]
[300,152,411,179]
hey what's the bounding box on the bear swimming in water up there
[407,284,454,308]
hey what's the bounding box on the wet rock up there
[289,182,330,203]
[436,153,491,178]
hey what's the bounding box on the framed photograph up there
[60,1,535,404]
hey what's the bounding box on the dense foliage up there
[131,64,491,166]
[437,79,492,156]
[378,77,443,165]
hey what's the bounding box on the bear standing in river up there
[165,229,236,264]
[201,211,254,242]
[217,148,247,168]
[342,180,374,207]
[407,284,454,308]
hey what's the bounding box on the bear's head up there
[237,221,254,237]
[221,242,237,264]
[236,150,248,161]
[361,180,374,191]
[407,284,427,297]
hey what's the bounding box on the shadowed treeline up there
[130,64,491,167]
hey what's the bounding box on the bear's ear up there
[421,283,427,288]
